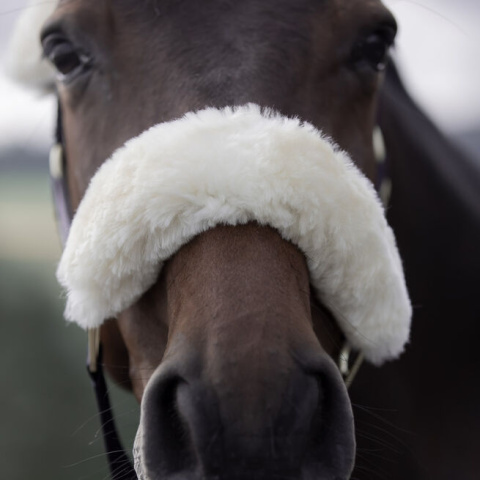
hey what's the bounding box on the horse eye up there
[351,33,393,72]
[42,35,92,82]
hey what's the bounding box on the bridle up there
[49,102,389,480]
[50,105,137,479]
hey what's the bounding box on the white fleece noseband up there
[57,105,411,365]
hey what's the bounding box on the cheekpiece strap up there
[49,102,71,246]
[373,126,392,207]
[51,100,135,480]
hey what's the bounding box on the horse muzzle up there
[134,352,355,480]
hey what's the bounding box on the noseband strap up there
[51,105,391,480]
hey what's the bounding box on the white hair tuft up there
[4,0,57,92]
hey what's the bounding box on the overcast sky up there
[0,0,479,150]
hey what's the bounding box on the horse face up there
[41,0,398,478]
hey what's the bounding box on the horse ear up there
[4,0,57,93]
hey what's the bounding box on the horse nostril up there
[301,366,356,480]
[138,360,355,480]
[141,375,197,478]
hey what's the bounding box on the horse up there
[7,0,479,479]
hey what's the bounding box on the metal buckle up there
[49,143,64,180]
[373,126,392,207]
[339,342,364,388]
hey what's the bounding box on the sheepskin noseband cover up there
[57,105,412,365]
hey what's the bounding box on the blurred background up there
[0,0,479,479]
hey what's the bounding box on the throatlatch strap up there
[87,344,137,480]
[51,101,135,480]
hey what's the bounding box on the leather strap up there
[51,103,136,480]
[87,342,137,479]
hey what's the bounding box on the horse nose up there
[136,357,355,480]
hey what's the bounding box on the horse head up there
[8,1,411,479]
